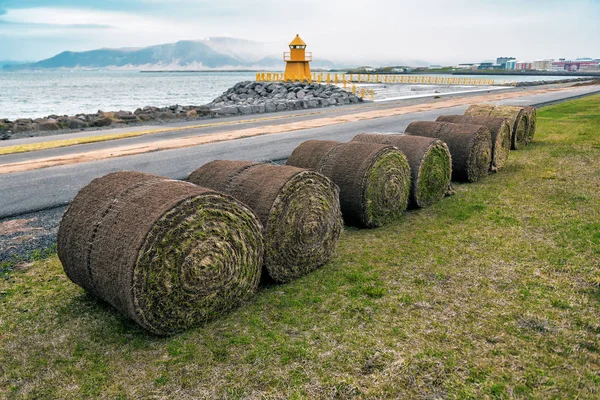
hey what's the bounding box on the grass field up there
[1,95,599,399]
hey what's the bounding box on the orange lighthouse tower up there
[283,34,312,82]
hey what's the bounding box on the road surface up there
[0,84,598,219]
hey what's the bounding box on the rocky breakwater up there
[207,81,362,116]
[0,105,215,140]
[515,77,594,87]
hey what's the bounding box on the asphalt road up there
[0,85,598,219]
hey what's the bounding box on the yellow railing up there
[256,72,517,87]
[253,72,375,100]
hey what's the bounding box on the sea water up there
[0,70,583,120]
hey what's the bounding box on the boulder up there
[157,112,176,120]
[65,118,88,130]
[265,101,277,113]
[93,117,113,127]
[137,114,154,121]
[239,106,253,115]
[218,105,239,115]
[115,111,138,121]
[37,119,61,131]
[12,123,37,133]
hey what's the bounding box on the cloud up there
[0,0,598,64]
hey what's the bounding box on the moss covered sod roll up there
[523,106,537,144]
[436,115,511,171]
[286,140,411,228]
[464,104,529,150]
[57,171,263,335]
[188,161,342,283]
[404,121,492,183]
[351,133,451,208]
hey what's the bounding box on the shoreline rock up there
[0,81,362,141]
[206,81,362,116]
[0,105,217,141]
[515,77,594,87]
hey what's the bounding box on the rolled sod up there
[464,104,529,150]
[351,133,452,208]
[57,171,264,335]
[404,121,492,183]
[188,161,343,283]
[436,115,511,171]
[523,106,537,144]
[286,140,411,228]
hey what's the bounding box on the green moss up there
[133,194,263,335]
[526,108,537,144]
[493,121,512,170]
[365,150,411,227]
[265,172,342,283]
[416,143,452,207]
[513,114,528,149]
[467,130,492,182]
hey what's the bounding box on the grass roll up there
[351,133,452,208]
[404,121,492,183]
[523,106,537,144]
[286,140,411,228]
[57,171,263,335]
[464,104,529,150]
[188,161,343,283]
[436,115,511,171]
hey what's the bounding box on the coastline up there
[1,78,596,143]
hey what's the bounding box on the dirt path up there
[0,86,569,175]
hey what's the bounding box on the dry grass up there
[1,95,599,399]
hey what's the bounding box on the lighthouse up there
[283,34,312,82]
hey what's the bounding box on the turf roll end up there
[523,106,537,143]
[404,121,492,183]
[287,140,411,228]
[351,133,452,208]
[57,171,264,335]
[188,161,343,283]
[436,115,511,171]
[464,104,529,150]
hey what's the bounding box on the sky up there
[0,0,598,65]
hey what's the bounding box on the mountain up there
[4,38,338,71]
[7,41,248,70]
[0,60,29,68]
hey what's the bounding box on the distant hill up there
[0,60,29,68]
[4,38,338,71]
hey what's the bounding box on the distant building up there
[515,61,532,70]
[505,60,516,70]
[456,63,479,70]
[428,64,443,69]
[532,59,553,71]
[551,58,599,72]
[478,62,502,70]
[496,57,516,69]
[391,67,411,73]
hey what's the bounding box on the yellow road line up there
[0,86,569,175]
[0,105,370,156]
